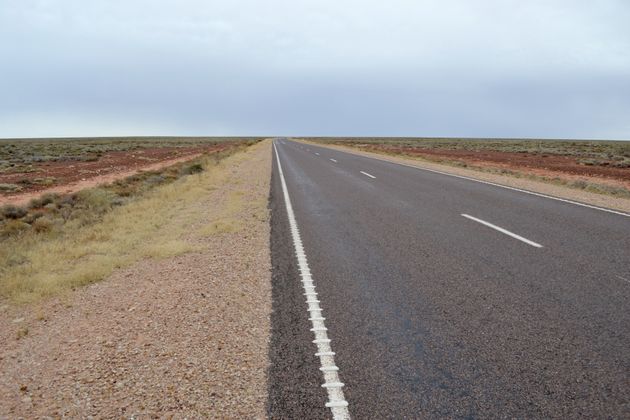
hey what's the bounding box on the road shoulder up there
[0,140,272,417]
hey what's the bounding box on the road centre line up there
[316,152,320,155]
[273,142,350,419]
[461,214,543,248]
[617,275,630,284]
[303,142,630,218]
[330,158,337,163]
[360,171,376,179]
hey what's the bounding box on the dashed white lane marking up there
[316,152,320,156]
[313,144,630,218]
[461,214,543,248]
[330,158,337,163]
[617,275,630,284]
[273,142,351,419]
[360,171,376,179]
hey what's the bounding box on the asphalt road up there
[267,139,630,419]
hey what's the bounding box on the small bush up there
[144,174,166,186]
[28,192,60,209]
[180,163,203,175]
[32,177,56,186]
[0,183,22,192]
[1,205,27,219]
[23,211,44,224]
[74,189,117,212]
[570,180,589,190]
[0,220,31,237]
[32,217,54,233]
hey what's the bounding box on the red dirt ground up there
[0,144,231,206]
[366,145,630,188]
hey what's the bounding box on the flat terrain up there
[308,137,630,197]
[0,140,272,417]
[0,137,261,205]
[269,139,630,418]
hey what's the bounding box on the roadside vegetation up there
[0,136,261,174]
[0,140,258,303]
[307,137,630,166]
[308,137,630,198]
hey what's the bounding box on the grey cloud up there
[1,0,629,138]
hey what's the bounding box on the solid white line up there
[273,142,350,420]
[330,158,337,163]
[322,382,345,388]
[360,171,376,179]
[461,214,543,248]
[310,143,630,218]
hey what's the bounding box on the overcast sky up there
[1,0,629,139]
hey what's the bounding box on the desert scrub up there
[309,137,630,165]
[0,141,258,302]
[0,183,21,192]
[0,136,262,172]
[0,144,250,239]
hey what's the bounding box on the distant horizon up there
[1,135,629,142]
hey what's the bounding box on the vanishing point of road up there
[267,139,630,419]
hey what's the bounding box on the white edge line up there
[273,141,351,420]
[461,214,543,248]
[307,143,630,218]
[360,171,376,179]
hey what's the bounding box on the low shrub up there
[1,205,27,219]
[28,192,60,209]
[180,163,203,175]
[0,183,22,192]
[32,217,54,233]
[0,220,30,237]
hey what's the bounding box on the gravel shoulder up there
[0,140,272,418]
[307,141,630,213]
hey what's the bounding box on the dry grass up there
[0,144,257,303]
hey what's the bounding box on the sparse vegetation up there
[0,136,262,174]
[307,137,630,163]
[0,141,258,302]
[308,137,630,199]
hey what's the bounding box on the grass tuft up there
[0,141,256,303]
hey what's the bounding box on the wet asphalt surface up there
[267,139,630,419]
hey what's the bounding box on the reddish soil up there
[0,145,231,206]
[367,146,630,188]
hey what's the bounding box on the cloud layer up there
[1,0,629,138]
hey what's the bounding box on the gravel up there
[0,140,272,418]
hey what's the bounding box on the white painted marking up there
[360,171,376,179]
[273,142,350,419]
[316,152,320,156]
[326,401,350,408]
[616,275,630,284]
[323,382,345,388]
[310,143,630,218]
[461,214,543,248]
[330,158,337,163]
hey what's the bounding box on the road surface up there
[267,139,630,419]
